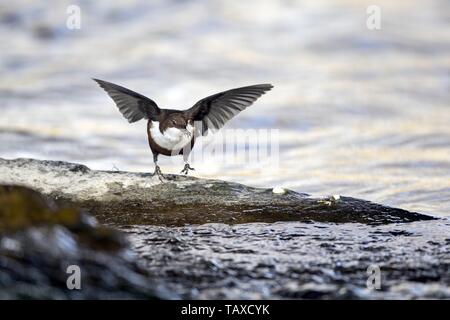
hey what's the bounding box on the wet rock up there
[0,158,436,226]
[124,220,450,299]
[0,185,172,299]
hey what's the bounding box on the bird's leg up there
[180,153,195,175]
[181,163,195,174]
[151,153,165,182]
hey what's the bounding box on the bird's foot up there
[180,163,195,175]
[151,165,165,182]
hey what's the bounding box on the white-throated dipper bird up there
[93,79,273,180]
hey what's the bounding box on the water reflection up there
[0,0,449,216]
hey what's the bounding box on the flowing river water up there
[0,0,449,299]
[1,0,449,216]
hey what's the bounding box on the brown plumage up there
[93,79,273,179]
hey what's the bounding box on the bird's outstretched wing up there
[185,84,273,135]
[93,78,160,123]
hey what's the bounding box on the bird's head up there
[166,113,188,129]
[164,114,194,138]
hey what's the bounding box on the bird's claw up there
[180,164,195,175]
[151,165,165,182]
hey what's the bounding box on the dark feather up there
[93,79,160,123]
[185,84,273,135]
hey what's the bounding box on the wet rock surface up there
[0,157,448,299]
[0,185,171,299]
[125,220,450,299]
[0,158,435,225]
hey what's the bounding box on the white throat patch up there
[149,121,194,151]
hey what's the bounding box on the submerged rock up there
[125,220,450,299]
[0,158,447,300]
[0,158,435,226]
[0,185,171,299]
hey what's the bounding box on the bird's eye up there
[172,120,176,125]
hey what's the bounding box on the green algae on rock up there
[0,185,85,233]
[0,185,172,299]
[125,220,450,299]
[0,158,436,226]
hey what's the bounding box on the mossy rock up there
[0,185,80,232]
[0,185,171,299]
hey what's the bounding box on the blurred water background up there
[0,0,449,217]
